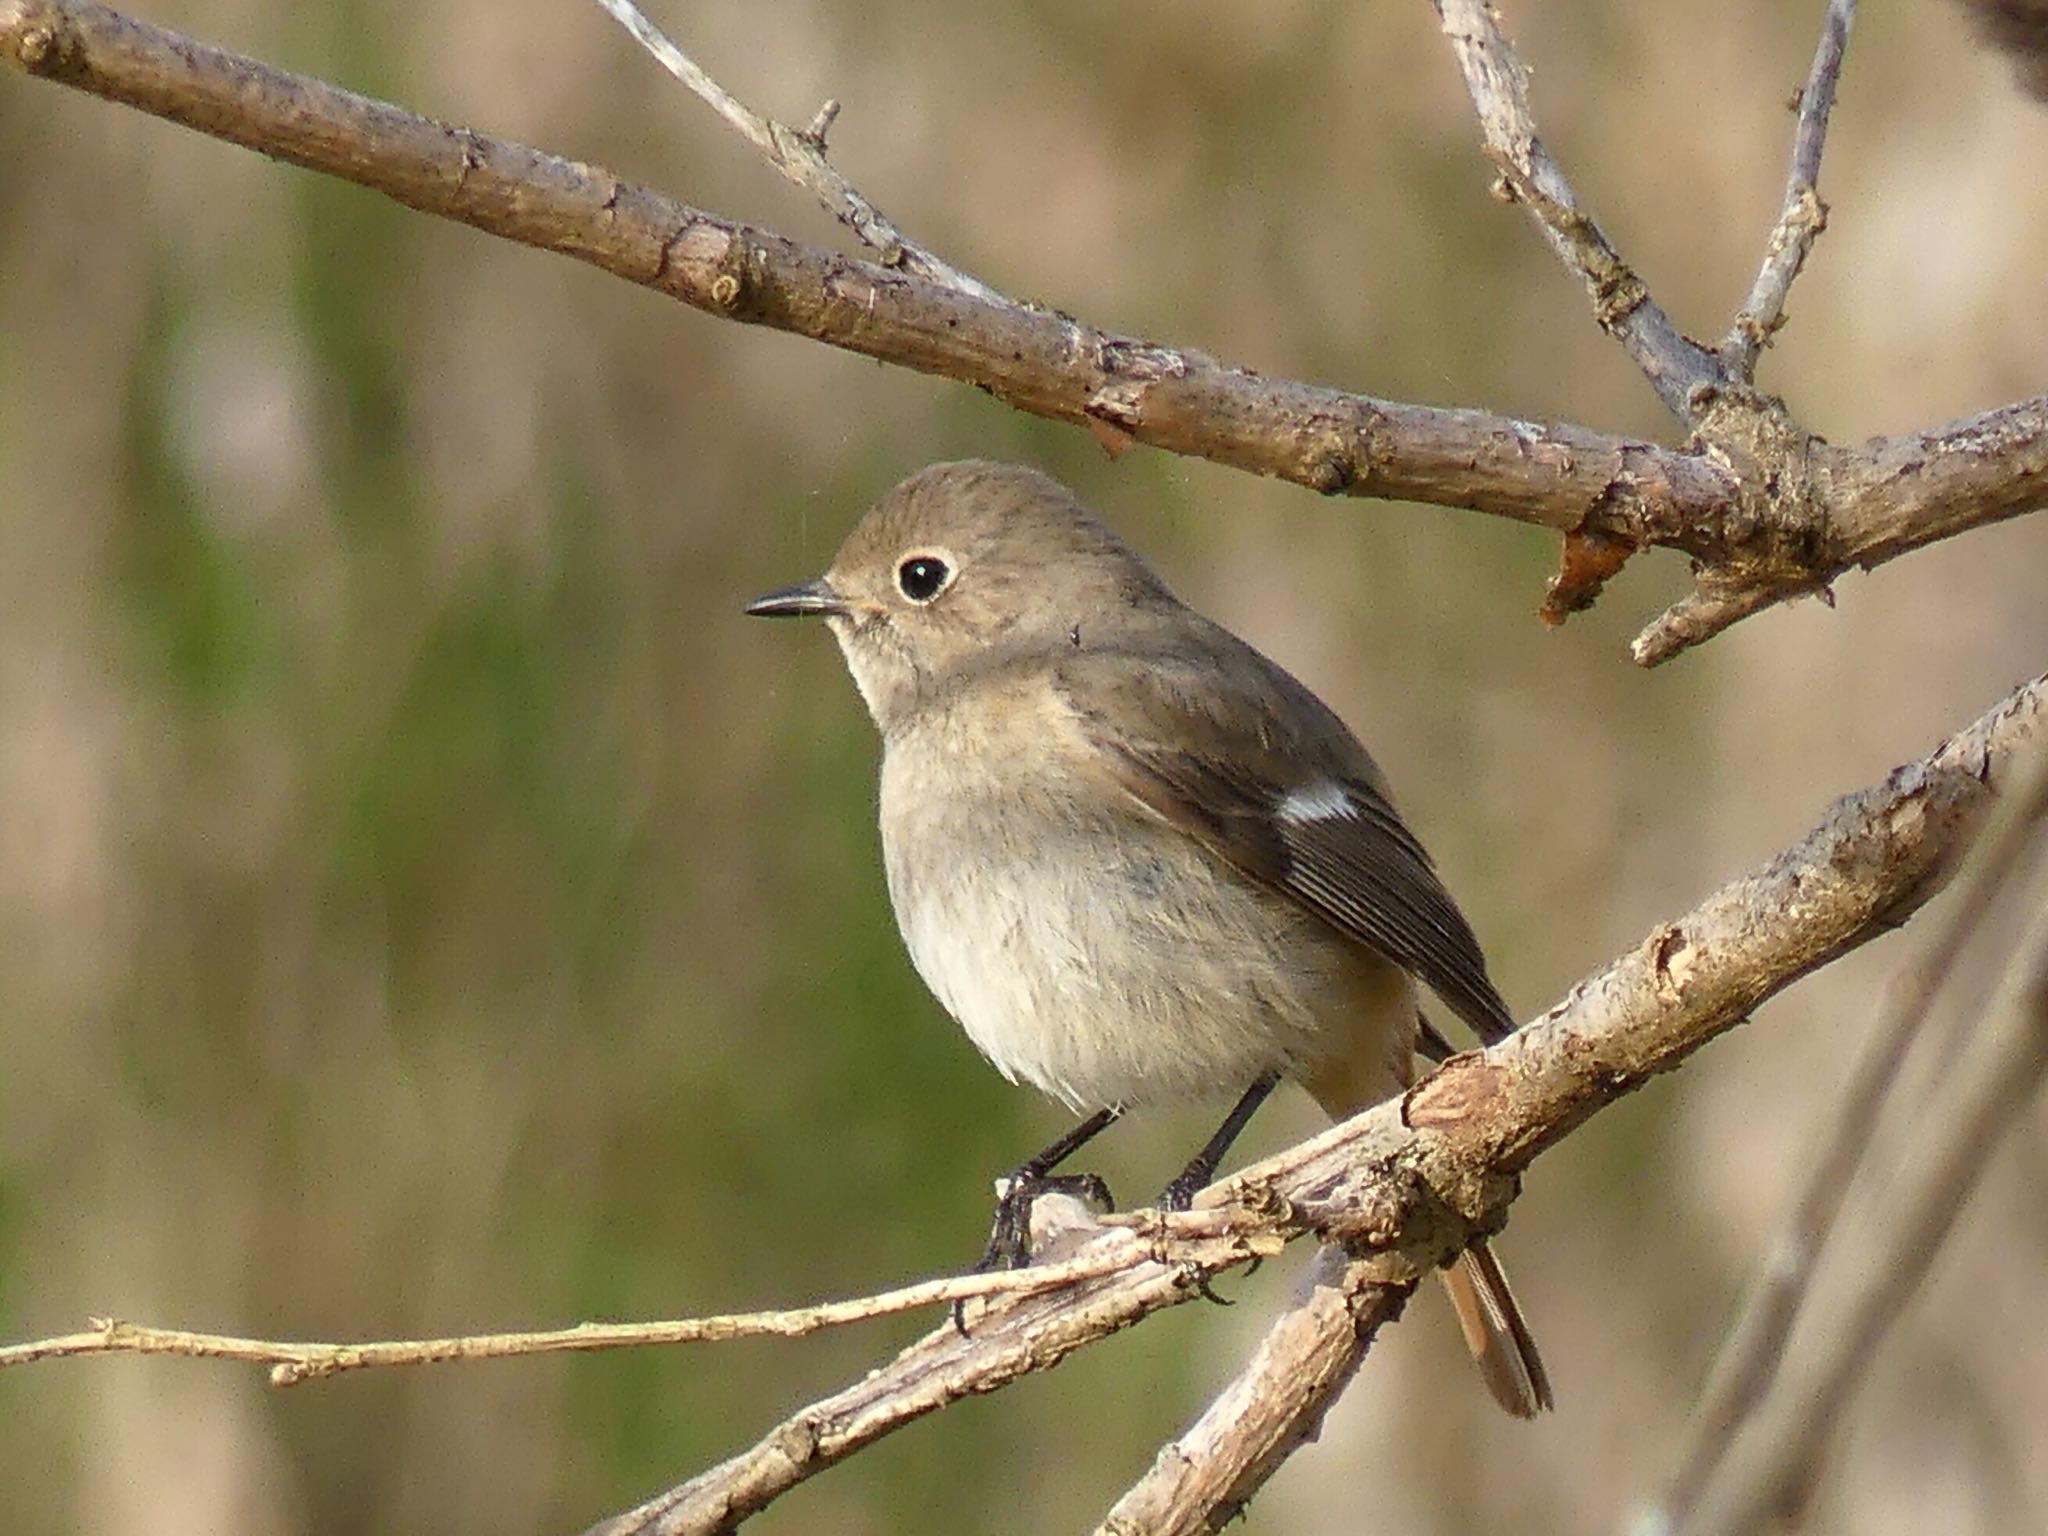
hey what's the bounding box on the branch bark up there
[5,0,2042,668]
[583,670,2045,1536]
[1093,1258,1405,1536]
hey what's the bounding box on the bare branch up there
[4,0,2042,667]
[585,672,2046,1536]
[589,0,1005,304]
[1721,0,1858,377]
[1651,733,2048,1526]
[1672,852,2048,1536]
[1094,1258,1405,1536]
[0,0,1737,552]
[1633,395,2048,665]
[1431,0,1721,421]
[0,1236,1231,1384]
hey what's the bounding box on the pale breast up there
[877,692,1380,1110]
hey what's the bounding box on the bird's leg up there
[1156,1072,1280,1212]
[1415,1010,1458,1065]
[972,1106,1123,1276]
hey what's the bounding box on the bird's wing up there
[1052,635,1516,1045]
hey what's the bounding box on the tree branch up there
[1721,0,1857,377]
[1633,395,2048,665]
[1093,1257,1405,1536]
[0,0,1738,553]
[4,0,2042,668]
[1431,0,1721,422]
[582,671,2045,1536]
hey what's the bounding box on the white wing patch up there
[1277,779,1354,824]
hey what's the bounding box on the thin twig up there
[590,0,1006,304]
[1431,0,1722,422]
[1721,0,1858,377]
[0,1231,1217,1385]
[1671,850,2048,1536]
[1648,732,2048,1527]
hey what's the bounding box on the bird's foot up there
[952,1170,1115,1335]
[1155,1166,1208,1214]
[979,1169,1115,1271]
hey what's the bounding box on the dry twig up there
[1721,0,1858,376]
[1431,0,1719,422]
[0,1237,1213,1384]
[590,0,1005,303]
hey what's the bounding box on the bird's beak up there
[744,577,846,619]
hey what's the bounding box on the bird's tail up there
[1305,970,1552,1418]
[1439,1238,1552,1418]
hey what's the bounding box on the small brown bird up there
[748,460,1550,1416]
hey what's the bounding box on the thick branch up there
[586,672,2045,1536]
[5,0,2043,667]
[0,0,1733,552]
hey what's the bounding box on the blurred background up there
[2,0,2046,1531]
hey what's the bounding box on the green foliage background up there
[2,2,2046,1532]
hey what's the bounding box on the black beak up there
[745,578,846,618]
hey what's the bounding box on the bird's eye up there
[896,554,951,603]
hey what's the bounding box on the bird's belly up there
[884,798,1351,1110]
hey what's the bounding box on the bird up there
[746,459,1550,1417]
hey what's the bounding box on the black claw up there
[953,1169,1117,1336]
[1187,1267,1234,1307]
[1155,1073,1281,1215]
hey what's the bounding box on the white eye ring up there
[895,550,955,604]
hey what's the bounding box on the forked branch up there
[4,0,2041,668]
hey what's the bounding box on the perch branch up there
[583,671,2045,1536]
[1431,0,1721,421]
[590,0,1005,304]
[1721,0,1857,376]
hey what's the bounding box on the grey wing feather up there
[1056,637,1517,1046]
